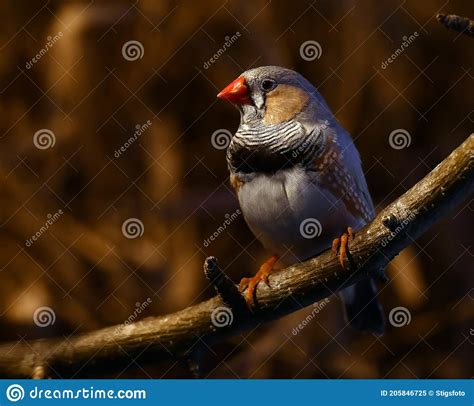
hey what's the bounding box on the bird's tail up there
[340,279,385,335]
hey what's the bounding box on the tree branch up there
[0,135,473,378]
[437,14,474,37]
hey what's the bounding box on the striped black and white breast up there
[226,120,322,175]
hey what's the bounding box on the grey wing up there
[307,125,375,224]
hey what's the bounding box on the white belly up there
[237,167,363,265]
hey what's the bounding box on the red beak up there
[217,76,252,105]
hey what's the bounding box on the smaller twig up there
[437,14,474,37]
[32,365,46,379]
[203,256,247,312]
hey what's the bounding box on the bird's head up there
[217,66,332,125]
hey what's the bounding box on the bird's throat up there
[227,121,323,175]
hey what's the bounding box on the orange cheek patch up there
[263,84,309,125]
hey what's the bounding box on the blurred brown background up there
[0,0,473,378]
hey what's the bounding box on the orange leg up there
[332,227,354,269]
[239,255,279,306]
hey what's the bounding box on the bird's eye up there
[260,78,277,92]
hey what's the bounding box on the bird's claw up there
[239,255,278,306]
[332,227,354,269]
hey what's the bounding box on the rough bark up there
[437,13,474,37]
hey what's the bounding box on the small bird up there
[217,66,384,334]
